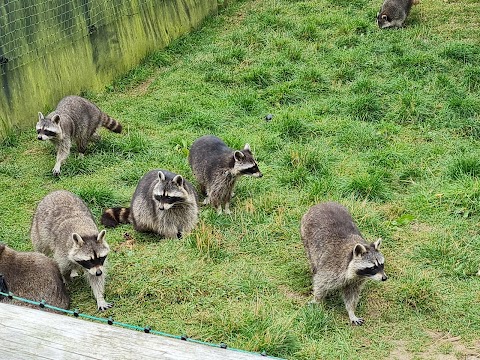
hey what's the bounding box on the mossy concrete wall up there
[0,0,219,138]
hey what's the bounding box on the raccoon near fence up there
[0,243,70,311]
[36,95,122,176]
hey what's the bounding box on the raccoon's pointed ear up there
[52,114,61,124]
[243,143,251,151]
[72,233,84,247]
[353,244,367,258]
[173,175,184,188]
[372,238,382,250]
[158,171,166,181]
[38,112,44,121]
[0,243,5,254]
[234,150,245,162]
[97,230,106,243]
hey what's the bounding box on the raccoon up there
[36,95,122,176]
[0,243,70,310]
[188,135,263,214]
[377,0,414,28]
[300,202,387,325]
[30,190,113,311]
[101,170,199,239]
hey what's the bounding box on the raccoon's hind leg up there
[224,202,231,215]
[91,131,101,143]
[87,273,113,311]
[342,282,365,325]
[311,273,330,303]
[76,137,89,156]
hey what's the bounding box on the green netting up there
[0,290,281,359]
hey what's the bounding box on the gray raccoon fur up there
[377,0,414,28]
[30,190,113,311]
[300,202,387,325]
[36,95,122,176]
[101,170,199,239]
[188,135,263,214]
[0,243,70,311]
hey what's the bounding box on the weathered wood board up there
[0,302,268,360]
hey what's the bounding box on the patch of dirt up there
[278,285,308,304]
[113,232,136,252]
[389,331,480,359]
[128,75,156,96]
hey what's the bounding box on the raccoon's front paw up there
[52,168,61,176]
[350,317,365,326]
[97,301,114,311]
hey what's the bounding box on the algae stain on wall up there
[0,0,219,138]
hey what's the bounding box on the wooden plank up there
[0,303,268,360]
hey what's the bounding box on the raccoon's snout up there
[95,269,102,276]
[158,204,165,211]
[37,135,43,140]
[381,274,388,281]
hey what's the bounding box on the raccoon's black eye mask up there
[76,256,106,269]
[240,165,260,174]
[37,129,57,137]
[356,262,384,277]
[154,195,183,204]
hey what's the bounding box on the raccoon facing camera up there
[101,170,199,239]
[31,190,112,311]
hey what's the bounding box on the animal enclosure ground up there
[0,0,479,359]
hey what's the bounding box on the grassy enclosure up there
[0,0,218,136]
[1,0,480,358]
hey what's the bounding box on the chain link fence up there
[0,0,143,75]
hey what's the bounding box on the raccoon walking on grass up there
[0,243,70,310]
[377,0,414,28]
[101,170,199,239]
[300,202,387,325]
[188,135,263,214]
[36,95,122,176]
[31,190,113,311]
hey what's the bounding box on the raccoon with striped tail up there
[0,243,70,311]
[30,190,113,311]
[101,170,199,239]
[188,135,263,214]
[36,95,122,176]
[300,202,387,325]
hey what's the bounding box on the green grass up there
[1,0,480,358]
